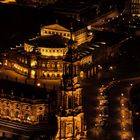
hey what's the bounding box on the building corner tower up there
[55,27,86,140]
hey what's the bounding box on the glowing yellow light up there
[109,66,113,70]
[0,0,16,3]
[37,83,41,87]
[100,92,103,95]
[27,116,30,121]
[98,65,102,70]
[99,114,102,116]
[123,127,126,131]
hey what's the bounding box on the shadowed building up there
[53,0,98,23]
[15,0,57,6]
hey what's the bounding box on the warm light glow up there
[80,71,84,78]
[98,65,102,70]
[96,41,106,45]
[130,83,133,86]
[4,60,7,66]
[37,83,41,87]
[0,0,16,3]
[31,70,35,79]
[100,92,103,96]
[31,60,37,67]
[109,66,113,70]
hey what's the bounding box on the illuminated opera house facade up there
[0,20,94,139]
[3,22,92,81]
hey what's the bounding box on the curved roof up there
[26,35,68,48]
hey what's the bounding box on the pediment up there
[42,24,70,32]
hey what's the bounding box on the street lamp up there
[130,83,133,86]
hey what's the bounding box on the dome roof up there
[26,35,69,48]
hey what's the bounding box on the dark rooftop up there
[26,35,68,48]
[54,0,94,13]
[42,16,86,32]
[91,31,129,46]
[0,79,52,102]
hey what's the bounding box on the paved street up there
[81,77,140,140]
[81,78,106,140]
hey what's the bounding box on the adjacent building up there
[0,79,57,139]
[130,0,140,16]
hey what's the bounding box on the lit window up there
[47,63,50,68]
[57,63,60,68]
[42,63,45,67]
[53,64,56,68]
